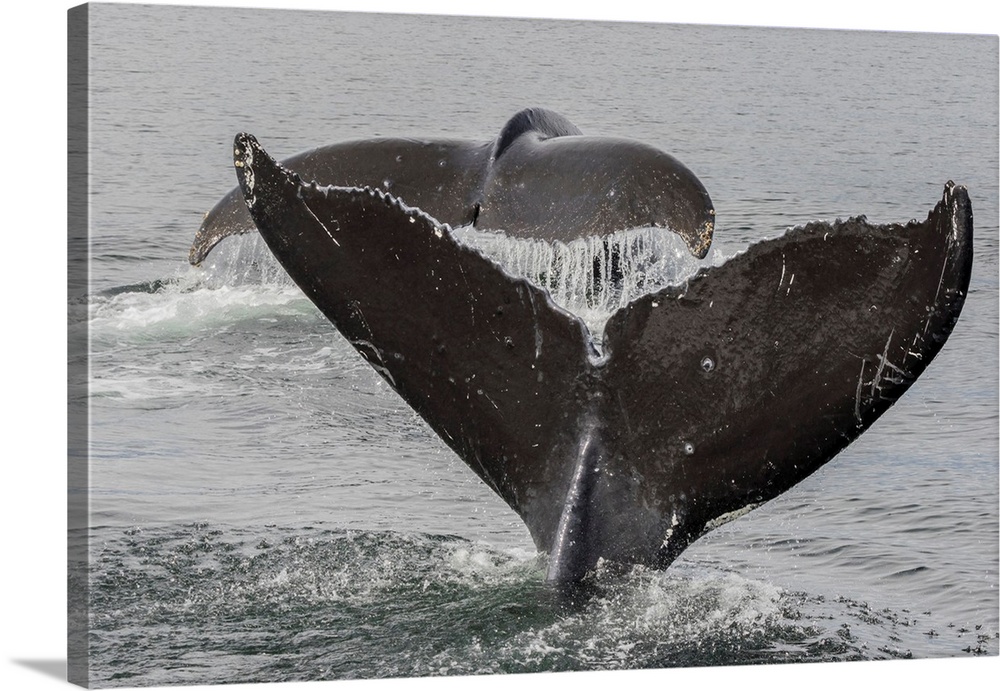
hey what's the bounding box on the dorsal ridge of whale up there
[491,107,584,162]
[544,411,605,582]
[230,132,973,582]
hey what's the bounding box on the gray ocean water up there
[73,4,999,686]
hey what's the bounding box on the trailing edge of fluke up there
[216,118,972,583]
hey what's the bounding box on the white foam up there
[444,543,542,581]
[88,281,309,344]
[429,562,789,672]
[627,566,785,633]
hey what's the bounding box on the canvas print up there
[68,2,999,687]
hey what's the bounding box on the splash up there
[87,522,996,687]
[87,280,310,344]
[191,233,294,289]
[452,225,725,337]
[86,234,309,343]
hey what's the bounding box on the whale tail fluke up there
[232,133,973,582]
[191,109,716,265]
[599,182,973,565]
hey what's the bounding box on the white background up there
[2,1,997,690]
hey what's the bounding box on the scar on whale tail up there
[229,130,973,582]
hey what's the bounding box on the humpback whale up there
[202,113,972,583]
[190,108,715,265]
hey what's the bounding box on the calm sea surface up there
[74,4,998,686]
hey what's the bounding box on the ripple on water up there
[86,523,996,686]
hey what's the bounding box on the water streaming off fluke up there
[452,225,724,337]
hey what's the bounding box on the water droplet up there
[683,442,695,455]
[700,356,715,372]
